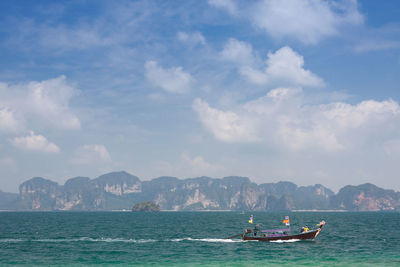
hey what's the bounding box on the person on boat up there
[253,224,259,236]
[301,226,309,233]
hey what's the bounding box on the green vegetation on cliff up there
[132,201,160,212]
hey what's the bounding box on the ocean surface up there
[0,211,399,266]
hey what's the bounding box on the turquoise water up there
[0,212,399,266]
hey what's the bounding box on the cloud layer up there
[71,144,112,165]
[0,76,80,131]
[11,131,60,153]
[0,108,18,132]
[145,61,193,94]
[194,87,400,152]
[210,0,364,44]
[178,31,206,46]
[193,98,259,143]
[222,41,324,87]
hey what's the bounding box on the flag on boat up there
[248,215,253,224]
[282,216,290,226]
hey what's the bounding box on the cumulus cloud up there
[221,42,324,87]
[145,61,193,94]
[71,144,112,165]
[178,31,206,46]
[210,0,364,44]
[11,131,60,153]
[154,152,225,178]
[276,116,345,151]
[221,38,258,66]
[0,108,19,132]
[0,75,80,131]
[321,99,400,129]
[208,0,237,15]
[181,153,223,173]
[193,88,400,152]
[192,98,259,143]
[262,46,324,87]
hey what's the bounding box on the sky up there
[1,0,400,193]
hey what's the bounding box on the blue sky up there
[1,0,400,192]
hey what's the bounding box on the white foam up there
[1,237,302,244]
[33,237,156,243]
[171,237,243,243]
[270,239,300,243]
[0,237,157,243]
[0,238,26,243]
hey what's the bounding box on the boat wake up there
[0,237,302,243]
[0,238,25,243]
[0,237,243,243]
[270,239,301,243]
[37,237,157,243]
[0,238,156,243]
[171,237,243,243]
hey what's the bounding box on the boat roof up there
[261,228,290,233]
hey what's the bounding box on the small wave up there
[0,239,26,243]
[171,237,243,243]
[0,238,156,243]
[270,239,300,243]
[34,237,157,243]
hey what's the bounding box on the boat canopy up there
[261,228,290,233]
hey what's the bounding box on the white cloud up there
[221,43,324,87]
[263,46,324,87]
[238,67,268,85]
[11,12,116,52]
[0,75,80,131]
[267,87,302,102]
[181,153,222,174]
[277,116,344,151]
[0,108,19,132]
[221,38,257,66]
[211,0,364,44]
[145,61,193,94]
[11,131,60,153]
[321,99,400,129]
[192,98,259,143]
[194,88,400,152]
[242,87,302,115]
[178,31,206,46]
[208,0,237,15]
[71,144,112,165]
[153,152,225,178]
[354,40,400,53]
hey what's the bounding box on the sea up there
[0,211,399,266]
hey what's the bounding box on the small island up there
[131,201,160,212]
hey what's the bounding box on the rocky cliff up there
[3,171,400,211]
[331,183,400,211]
[132,201,160,212]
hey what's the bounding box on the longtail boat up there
[242,220,325,241]
[226,216,326,242]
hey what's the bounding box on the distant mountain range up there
[1,171,399,211]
